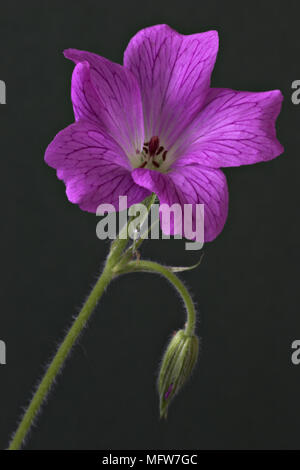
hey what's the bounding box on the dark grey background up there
[0,0,299,450]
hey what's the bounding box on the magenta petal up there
[132,166,228,242]
[124,25,218,149]
[70,61,105,126]
[174,88,284,168]
[64,48,144,159]
[45,120,150,212]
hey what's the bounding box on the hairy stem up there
[9,195,157,450]
[8,262,115,450]
[115,260,197,336]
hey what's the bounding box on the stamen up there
[149,136,160,156]
[137,136,168,171]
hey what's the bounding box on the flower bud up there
[158,329,199,418]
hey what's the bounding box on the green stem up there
[8,262,115,450]
[115,260,196,336]
[8,194,157,450]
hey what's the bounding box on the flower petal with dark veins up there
[70,61,105,126]
[64,48,144,159]
[45,120,150,212]
[124,24,218,149]
[132,165,228,242]
[173,88,284,167]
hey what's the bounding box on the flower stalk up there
[114,260,197,336]
[8,196,155,450]
[8,193,198,449]
[113,259,199,418]
[8,262,115,450]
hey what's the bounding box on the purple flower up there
[45,25,283,241]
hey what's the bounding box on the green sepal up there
[166,252,204,273]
